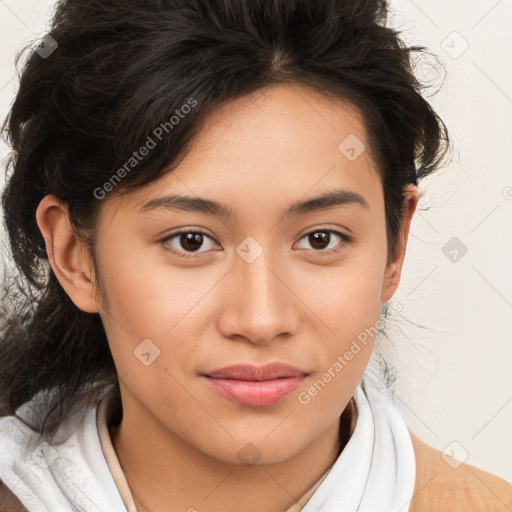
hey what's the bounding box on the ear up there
[380,184,419,304]
[35,195,100,313]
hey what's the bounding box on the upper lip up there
[205,362,308,381]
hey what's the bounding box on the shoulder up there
[0,479,28,512]
[408,429,512,512]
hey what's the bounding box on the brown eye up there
[179,233,204,252]
[308,232,331,250]
[296,229,348,252]
[163,231,217,257]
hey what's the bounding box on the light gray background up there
[1,0,511,484]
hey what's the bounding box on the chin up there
[196,433,306,466]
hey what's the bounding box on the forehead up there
[107,83,383,220]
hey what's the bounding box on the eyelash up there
[160,227,351,260]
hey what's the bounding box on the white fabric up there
[0,382,416,512]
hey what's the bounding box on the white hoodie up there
[0,381,416,512]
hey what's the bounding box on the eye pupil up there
[309,231,330,250]
[181,232,203,251]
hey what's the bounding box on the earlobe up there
[35,195,100,314]
[381,185,420,304]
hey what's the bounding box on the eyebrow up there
[138,188,369,218]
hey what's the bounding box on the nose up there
[216,247,300,345]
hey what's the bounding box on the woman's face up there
[62,83,416,464]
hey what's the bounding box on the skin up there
[36,83,418,512]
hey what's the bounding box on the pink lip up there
[203,363,308,407]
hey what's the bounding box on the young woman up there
[0,0,511,511]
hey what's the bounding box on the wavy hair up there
[0,0,449,440]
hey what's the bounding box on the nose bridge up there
[240,251,280,307]
[219,243,296,343]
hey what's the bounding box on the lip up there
[203,363,308,407]
[206,362,308,381]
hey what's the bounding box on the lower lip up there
[203,376,307,406]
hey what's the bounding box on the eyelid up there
[297,225,351,241]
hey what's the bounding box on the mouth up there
[202,362,309,407]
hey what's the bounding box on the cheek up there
[295,248,386,329]
[291,248,387,392]
[295,261,383,421]
[98,238,200,330]
[97,249,221,374]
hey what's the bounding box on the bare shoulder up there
[408,429,512,512]
[0,479,28,512]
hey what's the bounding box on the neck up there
[109,395,357,512]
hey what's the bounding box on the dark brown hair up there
[0,0,448,440]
